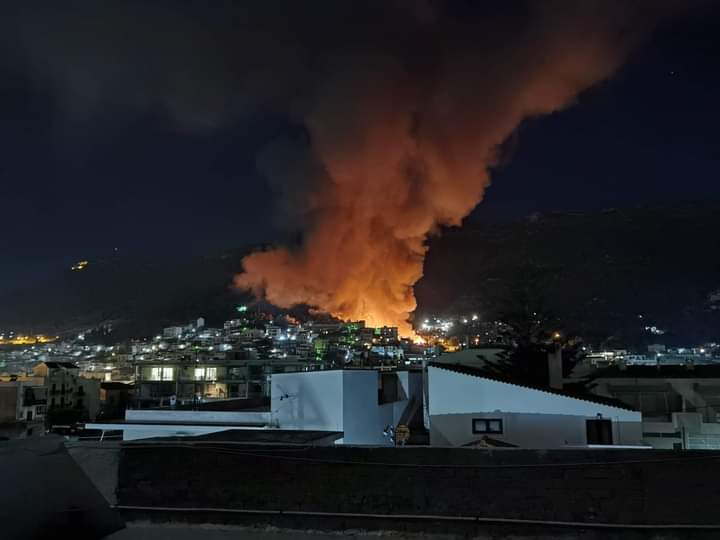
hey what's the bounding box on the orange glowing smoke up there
[235,2,668,336]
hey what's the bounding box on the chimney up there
[548,345,563,390]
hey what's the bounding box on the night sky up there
[1,1,719,295]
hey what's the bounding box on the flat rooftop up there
[125,429,343,445]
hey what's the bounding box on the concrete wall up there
[643,414,720,450]
[126,409,270,425]
[271,370,344,433]
[271,370,422,445]
[431,411,642,448]
[86,409,273,440]
[89,422,266,441]
[341,371,395,445]
[0,384,18,422]
[117,444,720,529]
[427,366,642,448]
[3,436,124,540]
[79,377,101,420]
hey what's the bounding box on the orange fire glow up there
[235,3,656,335]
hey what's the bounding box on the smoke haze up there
[235,1,668,335]
[2,1,679,334]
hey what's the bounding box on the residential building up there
[32,362,101,421]
[265,325,282,339]
[426,363,643,448]
[91,368,422,443]
[133,352,310,407]
[270,369,423,445]
[88,408,272,441]
[0,378,47,423]
[98,382,134,420]
[162,326,184,339]
[379,326,399,341]
[592,364,720,449]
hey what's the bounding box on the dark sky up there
[1,1,719,294]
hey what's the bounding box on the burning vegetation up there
[235,1,666,336]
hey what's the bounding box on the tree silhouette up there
[480,262,594,392]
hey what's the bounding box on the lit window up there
[194,367,216,380]
[472,418,503,434]
[151,367,174,380]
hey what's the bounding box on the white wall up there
[341,371,394,445]
[271,370,422,445]
[271,370,344,433]
[643,415,720,450]
[125,409,270,425]
[428,367,640,421]
[93,370,424,444]
[430,412,643,448]
[87,422,267,441]
[428,366,642,448]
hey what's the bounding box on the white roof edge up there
[428,365,638,414]
[85,423,269,431]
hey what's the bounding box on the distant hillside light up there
[236,305,248,313]
[71,260,89,271]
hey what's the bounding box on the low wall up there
[117,444,720,535]
[125,409,270,424]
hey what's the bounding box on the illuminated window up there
[150,367,174,381]
[194,367,217,381]
[472,418,503,434]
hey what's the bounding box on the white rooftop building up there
[427,364,643,449]
[271,369,423,445]
[87,369,424,444]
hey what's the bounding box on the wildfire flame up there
[234,2,666,335]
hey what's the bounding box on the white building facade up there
[427,365,643,448]
[271,369,423,445]
[89,409,271,441]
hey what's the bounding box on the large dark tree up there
[480,262,594,392]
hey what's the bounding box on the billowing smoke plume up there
[3,1,677,335]
[235,1,666,335]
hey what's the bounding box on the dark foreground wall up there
[0,436,124,540]
[117,444,720,536]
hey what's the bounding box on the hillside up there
[416,203,720,345]
[1,203,719,345]
[0,249,252,339]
